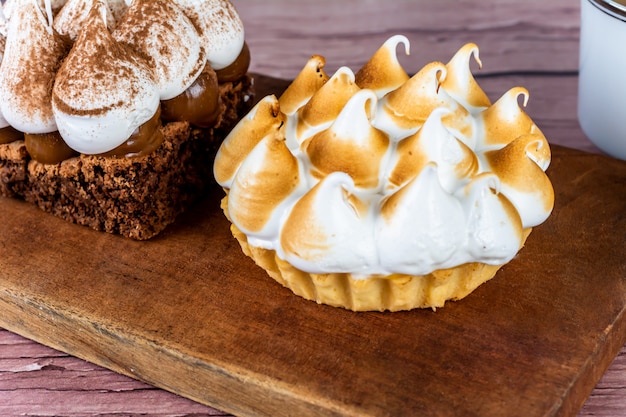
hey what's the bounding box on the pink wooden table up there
[1,0,624,415]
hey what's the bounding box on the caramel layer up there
[161,66,221,128]
[25,131,79,164]
[100,106,164,158]
[216,42,250,83]
[0,125,24,144]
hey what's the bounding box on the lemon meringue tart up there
[214,36,554,311]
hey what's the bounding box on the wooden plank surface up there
[2,0,625,415]
[0,132,626,416]
[0,132,625,417]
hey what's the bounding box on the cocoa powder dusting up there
[112,0,206,97]
[53,2,154,116]
[4,3,71,123]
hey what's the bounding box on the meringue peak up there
[214,95,287,187]
[296,66,360,140]
[479,86,542,148]
[305,89,390,189]
[355,34,410,96]
[442,42,491,113]
[279,55,329,115]
[228,129,301,236]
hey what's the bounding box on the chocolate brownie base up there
[0,141,29,198]
[1,75,253,240]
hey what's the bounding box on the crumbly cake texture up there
[222,196,531,311]
[0,140,29,197]
[0,75,253,240]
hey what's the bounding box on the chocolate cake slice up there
[0,0,253,240]
[19,76,252,240]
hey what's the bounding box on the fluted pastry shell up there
[224,196,532,312]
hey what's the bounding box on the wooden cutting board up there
[0,76,625,417]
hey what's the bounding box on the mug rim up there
[588,0,626,21]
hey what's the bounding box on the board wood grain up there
[1,0,624,413]
[0,76,624,417]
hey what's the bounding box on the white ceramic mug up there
[578,0,626,160]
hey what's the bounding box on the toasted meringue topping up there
[377,164,465,275]
[217,36,554,277]
[52,1,160,154]
[113,0,206,100]
[387,107,479,192]
[0,0,69,134]
[483,133,554,227]
[460,173,524,261]
[280,172,378,274]
[171,0,244,70]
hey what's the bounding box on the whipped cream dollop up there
[0,0,245,156]
[52,1,159,154]
[0,5,8,129]
[172,0,245,70]
[214,36,555,277]
[0,0,68,134]
[113,0,206,101]
[3,0,68,20]
[53,0,126,40]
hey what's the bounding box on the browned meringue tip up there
[296,66,360,137]
[279,54,329,115]
[443,42,491,110]
[214,95,286,186]
[480,86,541,148]
[380,61,447,128]
[485,133,553,191]
[228,129,299,234]
[305,89,388,189]
[355,34,410,94]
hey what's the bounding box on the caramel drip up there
[161,66,220,128]
[22,107,165,162]
[215,41,250,83]
[24,131,79,164]
[0,125,24,144]
[100,106,164,158]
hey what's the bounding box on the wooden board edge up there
[0,288,363,417]
[558,306,626,417]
